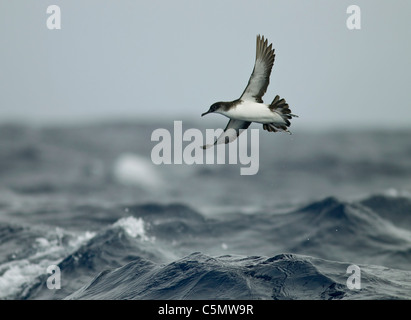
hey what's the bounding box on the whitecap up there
[383,188,411,198]
[112,153,163,190]
[113,216,154,242]
[0,228,96,299]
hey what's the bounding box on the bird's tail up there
[264,95,298,133]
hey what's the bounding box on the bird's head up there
[201,102,223,117]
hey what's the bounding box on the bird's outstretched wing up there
[240,35,275,103]
[202,119,251,149]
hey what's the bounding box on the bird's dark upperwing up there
[202,119,251,149]
[239,35,275,103]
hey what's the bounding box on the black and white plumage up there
[201,35,297,149]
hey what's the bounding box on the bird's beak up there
[201,110,211,117]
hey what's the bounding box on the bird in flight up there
[201,35,297,149]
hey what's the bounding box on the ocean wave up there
[2,123,411,300]
[18,216,172,300]
[0,223,94,299]
[65,252,411,300]
[4,194,408,299]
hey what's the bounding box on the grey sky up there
[0,0,410,129]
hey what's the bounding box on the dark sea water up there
[1,121,411,300]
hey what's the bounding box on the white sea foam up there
[68,231,96,247]
[0,228,96,299]
[0,260,46,299]
[113,216,154,242]
[113,153,163,190]
[383,188,411,198]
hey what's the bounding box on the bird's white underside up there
[218,100,285,125]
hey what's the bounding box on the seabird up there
[201,35,297,149]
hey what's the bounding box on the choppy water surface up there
[1,122,411,299]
